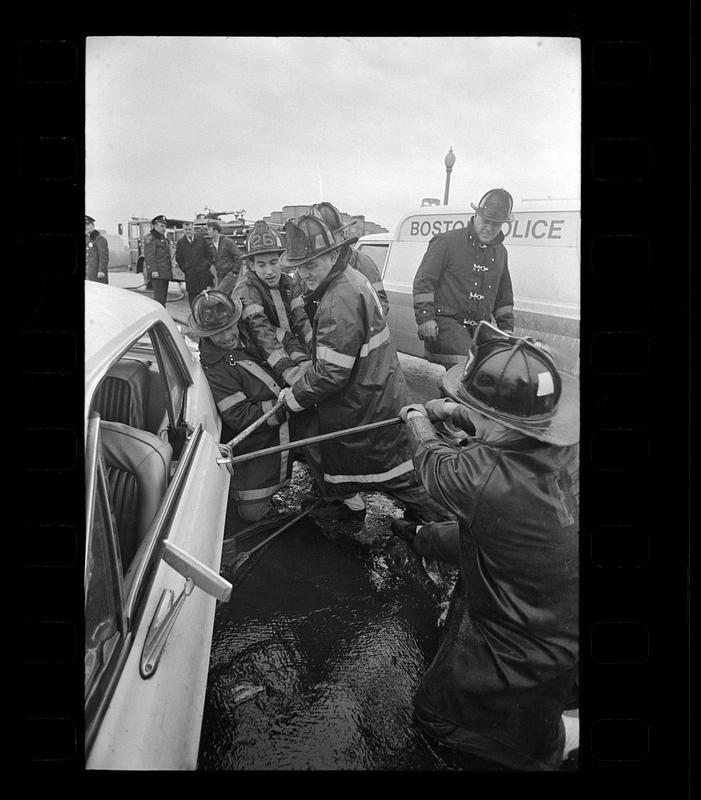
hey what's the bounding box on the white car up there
[84,281,232,770]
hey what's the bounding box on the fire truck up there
[119,210,258,275]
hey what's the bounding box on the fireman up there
[277,214,454,524]
[232,220,313,388]
[396,321,580,770]
[310,201,390,318]
[413,188,515,369]
[189,289,304,522]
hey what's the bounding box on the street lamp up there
[443,147,456,205]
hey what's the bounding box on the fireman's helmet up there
[311,202,356,242]
[187,290,243,337]
[151,214,168,226]
[279,214,358,269]
[470,188,514,223]
[441,321,579,445]
[242,220,285,259]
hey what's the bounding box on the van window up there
[357,243,389,275]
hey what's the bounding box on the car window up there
[357,243,389,276]
[149,324,189,429]
[85,419,125,710]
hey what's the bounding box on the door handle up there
[140,578,194,679]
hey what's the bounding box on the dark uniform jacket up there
[86,230,109,283]
[175,234,214,294]
[211,236,244,294]
[405,415,579,771]
[143,229,173,281]
[345,246,390,316]
[199,336,294,506]
[298,246,389,323]
[233,271,312,384]
[413,219,514,364]
[286,260,413,489]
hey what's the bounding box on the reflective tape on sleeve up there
[316,345,356,370]
[359,326,390,357]
[217,392,247,412]
[267,349,285,367]
[242,303,265,319]
[414,292,435,303]
[286,389,306,412]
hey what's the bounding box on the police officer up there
[395,321,580,770]
[85,215,109,284]
[189,290,301,522]
[233,220,313,387]
[413,188,515,369]
[143,214,173,307]
[310,201,390,318]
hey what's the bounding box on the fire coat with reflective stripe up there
[288,261,413,485]
[413,219,514,362]
[199,336,293,503]
[232,271,312,383]
[345,246,390,317]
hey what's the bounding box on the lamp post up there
[443,147,456,205]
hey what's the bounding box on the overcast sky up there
[85,36,580,236]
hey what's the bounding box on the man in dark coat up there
[395,321,580,770]
[233,220,312,387]
[85,215,109,283]
[189,289,307,522]
[143,214,173,307]
[413,188,515,368]
[207,220,245,294]
[278,214,454,524]
[175,220,214,305]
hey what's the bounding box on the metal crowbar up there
[225,500,322,574]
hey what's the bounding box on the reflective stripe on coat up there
[233,271,312,382]
[290,262,413,485]
[200,339,292,501]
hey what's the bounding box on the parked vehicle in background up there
[356,199,580,375]
[84,282,232,769]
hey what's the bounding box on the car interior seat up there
[92,359,150,430]
[99,420,173,570]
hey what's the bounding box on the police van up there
[356,198,580,376]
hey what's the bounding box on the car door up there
[86,322,231,770]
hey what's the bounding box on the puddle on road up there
[198,519,457,770]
